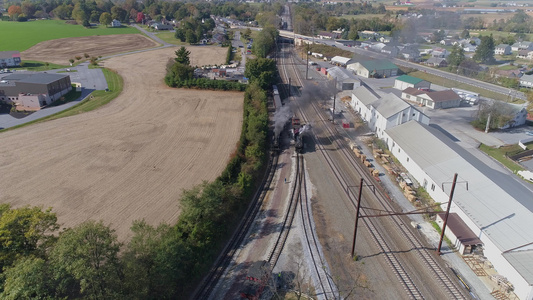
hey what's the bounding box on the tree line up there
[2,0,269,26]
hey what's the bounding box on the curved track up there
[278,40,469,299]
[191,153,279,299]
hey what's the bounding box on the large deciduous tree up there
[0,205,59,270]
[0,256,54,299]
[473,35,496,64]
[7,5,22,20]
[245,57,277,89]
[99,12,112,27]
[49,221,123,300]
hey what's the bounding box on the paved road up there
[132,24,173,46]
[279,30,526,101]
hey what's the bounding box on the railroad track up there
[267,152,301,266]
[276,41,338,299]
[191,152,280,299]
[280,41,469,299]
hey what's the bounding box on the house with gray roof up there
[495,44,512,55]
[350,84,429,138]
[519,74,533,88]
[0,73,72,110]
[511,41,533,52]
[425,57,448,68]
[382,120,533,300]
[347,59,399,78]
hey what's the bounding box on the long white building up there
[382,120,533,300]
[350,84,429,138]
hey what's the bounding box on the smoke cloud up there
[273,105,292,137]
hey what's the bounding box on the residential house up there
[499,103,528,129]
[469,37,481,45]
[519,74,533,88]
[528,52,533,60]
[402,87,461,109]
[111,19,121,27]
[399,45,420,61]
[440,39,453,46]
[0,73,72,110]
[425,57,448,68]
[347,59,399,78]
[326,66,360,90]
[381,120,533,300]
[317,31,340,40]
[495,44,512,55]
[431,48,449,58]
[0,51,21,68]
[359,30,379,39]
[380,36,393,43]
[153,23,173,30]
[330,56,352,67]
[350,84,429,138]
[517,50,531,59]
[394,75,431,91]
[511,41,533,52]
[381,45,399,57]
[462,44,477,52]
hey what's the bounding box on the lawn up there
[0,67,122,132]
[18,60,69,71]
[155,31,187,46]
[479,143,525,173]
[0,19,139,51]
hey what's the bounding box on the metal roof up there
[331,56,352,65]
[358,59,398,71]
[6,73,68,85]
[352,84,380,106]
[395,75,424,85]
[520,74,533,83]
[373,92,410,119]
[0,51,20,59]
[385,120,533,284]
[327,66,354,81]
[437,213,482,246]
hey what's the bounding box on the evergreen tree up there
[447,44,465,67]
[473,35,496,64]
[174,46,191,65]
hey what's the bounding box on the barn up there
[393,75,431,91]
[347,59,398,78]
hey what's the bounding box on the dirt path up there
[21,34,159,65]
[0,46,242,240]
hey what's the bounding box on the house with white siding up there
[0,51,21,68]
[350,84,429,138]
[382,120,533,300]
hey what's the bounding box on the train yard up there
[192,39,474,299]
[277,39,471,299]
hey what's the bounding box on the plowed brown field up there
[0,46,243,240]
[21,34,159,65]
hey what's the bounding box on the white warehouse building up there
[350,84,429,138]
[382,120,533,300]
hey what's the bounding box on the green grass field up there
[0,20,139,51]
[154,31,187,46]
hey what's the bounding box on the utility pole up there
[351,178,364,258]
[485,112,491,133]
[332,77,337,124]
[306,43,309,80]
[288,77,291,98]
[437,173,458,255]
